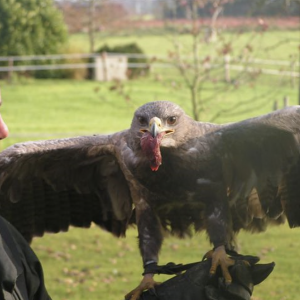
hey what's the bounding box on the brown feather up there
[0,101,299,267]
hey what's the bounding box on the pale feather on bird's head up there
[130,101,187,171]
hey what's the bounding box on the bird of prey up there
[0,101,299,300]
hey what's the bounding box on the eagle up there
[0,101,299,300]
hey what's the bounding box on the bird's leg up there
[204,182,235,283]
[125,200,163,300]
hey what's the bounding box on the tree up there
[0,0,67,56]
[87,0,96,53]
[57,0,128,51]
[164,0,236,120]
[154,0,298,121]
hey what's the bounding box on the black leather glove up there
[140,253,275,300]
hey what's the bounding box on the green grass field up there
[30,224,300,300]
[0,27,299,300]
[1,64,298,147]
[70,30,299,61]
[1,77,299,300]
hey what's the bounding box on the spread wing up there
[0,132,134,242]
[209,106,300,233]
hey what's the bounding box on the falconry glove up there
[140,253,274,300]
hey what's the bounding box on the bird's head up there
[130,101,187,171]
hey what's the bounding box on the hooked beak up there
[139,117,175,138]
[149,117,162,137]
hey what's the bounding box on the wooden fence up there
[0,53,299,83]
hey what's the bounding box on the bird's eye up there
[167,116,177,125]
[138,116,147,125]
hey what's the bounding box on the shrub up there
[33,44,88,80]
[0,0,67,80]
[0,0,67,57]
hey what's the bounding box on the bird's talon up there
[203,249,214,260]
[208,246,235,283]
[242,260,251,267]
[125,274,159,300]
[225,280,232,287]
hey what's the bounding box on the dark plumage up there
[0,101,299,299]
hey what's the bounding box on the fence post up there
[283,96,289,107]
[298,52,300,105]
[101,52,108,82]
[273,100,278,111]
[7,57,14,83]
[224,54,231,83]
[290,60,295,88]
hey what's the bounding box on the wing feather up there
[0,133,134,242]
[205,106,300,232]
[217,106,300,198]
